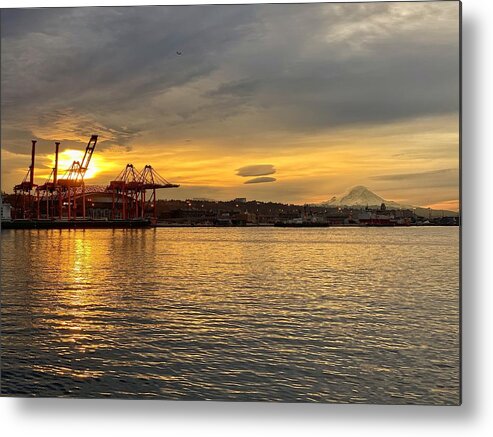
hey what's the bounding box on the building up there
[1,200,12,221]
[74,191,146,220]
[357,211,394,226]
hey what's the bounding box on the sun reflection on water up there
[1,227,459,403]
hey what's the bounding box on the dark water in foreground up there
[1,227,459,404]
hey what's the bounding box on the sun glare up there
[55,149,101,180]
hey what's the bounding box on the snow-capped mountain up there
[321,186,408,209]
[319,186,459,217]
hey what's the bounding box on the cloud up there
[203,2,459,132]
[368,168,459,204]
[371,168,457,181]
[236,164,276,177]
[370,168,458,189]
[0,3,459,206]
[1,3,459,150]
[244,176,276,184]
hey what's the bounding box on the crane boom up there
[14,140,38,191]
[76,134,98,182]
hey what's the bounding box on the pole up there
[37,190,40,219]
[82,183,86,220]
[153,188,157,222]
[53,142,60,184]
[30,140,36,187]
[59,191,62,220]
[68,189,71,220]
[142,190,146,218]
[112,190,115,220]
[122,190,126,220]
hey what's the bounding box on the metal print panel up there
[0,1,461,405]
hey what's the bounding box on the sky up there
[0,2,460,210]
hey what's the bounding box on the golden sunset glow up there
[0,3,461,407]
[1,2,460,211]
[55,149,117,180]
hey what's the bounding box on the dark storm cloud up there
[203,2,459,131]
[236,164,276,177]
[1,5,257,149]
[244,176,276,184]
[1,2,459,153]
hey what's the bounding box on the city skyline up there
[1,3,460,210]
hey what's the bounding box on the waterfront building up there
[1,200,12,221]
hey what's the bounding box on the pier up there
[4,135,179,229]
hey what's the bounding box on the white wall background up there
[0,0,490,436]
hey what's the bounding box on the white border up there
[1,1,492,436]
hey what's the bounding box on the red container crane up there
[107,164,143,220]
[106,164,179,222]
[13,140,38,219]
[36,141,61,219]
[58,135,98,219]
[139,165,179,222]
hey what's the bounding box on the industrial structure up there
[106,163,179,221]
[13,140,38,219]
[7,135,179,228]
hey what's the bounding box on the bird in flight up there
[176,51,182,55]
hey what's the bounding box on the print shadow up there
[10,4,477,425]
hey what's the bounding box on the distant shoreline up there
[1,219,459,230]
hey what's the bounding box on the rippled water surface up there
[1,227,459,404]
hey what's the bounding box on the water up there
[0,227,460,404]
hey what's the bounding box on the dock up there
[1,219,152,230]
